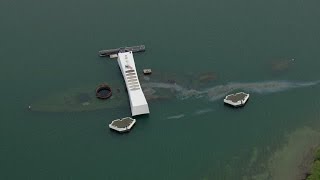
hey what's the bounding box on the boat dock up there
[99,45,145,57]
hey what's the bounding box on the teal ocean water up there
[1,0,320,179]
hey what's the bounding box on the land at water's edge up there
[306,149,320,180]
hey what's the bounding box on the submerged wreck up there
[29,69,318,113]
[29,71,215,112]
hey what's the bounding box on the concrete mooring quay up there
[99,45,145,57]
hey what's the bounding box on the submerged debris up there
[96,84,112,99]
[270,58,295,72]
[143,69,152,75]
[198,72,217,83]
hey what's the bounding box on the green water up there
[1,0,320,179]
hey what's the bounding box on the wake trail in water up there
[194,108,213,115]
[166,108,214,120]
[166,114,185,119]
[142,80,320,102]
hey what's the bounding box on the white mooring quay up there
[109,117,136,133]
[117,51,150,116]
[224,92,250,107]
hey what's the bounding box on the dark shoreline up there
[304,149,320,180]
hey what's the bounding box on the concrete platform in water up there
[224,92,249,107]
[99,45,145,57]
[109,117,136,133]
